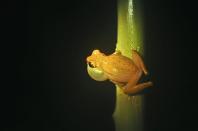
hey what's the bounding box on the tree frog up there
[86,49,153,95]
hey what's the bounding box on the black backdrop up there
[1,0,197,131]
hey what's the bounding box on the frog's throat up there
[87,64,108,81]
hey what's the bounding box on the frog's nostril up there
[88,62,95,68]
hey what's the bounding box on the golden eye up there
[88,62,95,68]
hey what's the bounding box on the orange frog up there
[86,49,153,95]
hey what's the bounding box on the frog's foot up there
[131,96,136,104]
[127,96,138,105]
[114,50,122,55]
[123,81,153,95]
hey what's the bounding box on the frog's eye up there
[93,50,100,55]
[88,62,95,68]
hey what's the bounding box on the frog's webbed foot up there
[123,81,153,95]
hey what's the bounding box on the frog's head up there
[86,49,105,68]
[86,49,108,81]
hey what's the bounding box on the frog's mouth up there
[87,63,108,81]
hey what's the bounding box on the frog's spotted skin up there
[86,49,153,95]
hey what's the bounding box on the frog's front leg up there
[132,50,148,75]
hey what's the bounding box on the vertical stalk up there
[113,0,144,131]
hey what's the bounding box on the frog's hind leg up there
[132,50,148,75]
[123,81,153,95]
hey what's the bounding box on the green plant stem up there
[113,0,144,131]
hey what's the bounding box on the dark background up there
[1,0,197,131]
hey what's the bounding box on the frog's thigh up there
[123,81,153,94]
[124,70,142,89]
[132,50,148,75]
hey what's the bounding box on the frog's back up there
[101,54,139,82]
[109,54,136,66]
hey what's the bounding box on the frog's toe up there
[114,50,122,55]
